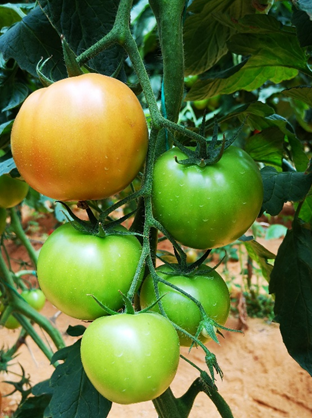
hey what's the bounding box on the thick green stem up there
[9,208,38,268]
[12,313,55,362]
[149,0,185,154]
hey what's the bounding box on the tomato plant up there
[140,264,230,346]
[81,312,180,404]
[152,146,264,249]
[0,208,6,235]
[37,222,143,320]
[11,73,148,202]
[1,1,312,417]
[0,175,29,208]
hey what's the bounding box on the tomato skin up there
[152,146,263,249]
[140,264,230,346]
[81,312,180,404]
[37,223,143,320]
[11,73,148,201]
[0,175,29,208]
[0,208,6,235]
[21,289,46,311]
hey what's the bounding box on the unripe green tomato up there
[152,146,263,249]
[0,207,7,235]
[140,264,230,346]
[193,99,209,110]
[186,249,197,264]
[21,289,46,311]
[81,312,180,404]
[207,95,221,110]
[184,75,198,88]
[0,174,29,208]
[37,223,143,320]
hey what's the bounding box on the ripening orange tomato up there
[11,74,148,201]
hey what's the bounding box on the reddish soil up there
[0,210,312,418]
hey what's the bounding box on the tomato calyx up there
[87,294,120,316]
[158,245,212,276]
[58,201,141,240]
[61,35,84,78]
[172,118,244,167]
[195,312,241,346]
[36,57,54,87]
[91,289,167,317]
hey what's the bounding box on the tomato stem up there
[9,208,38,268]
[153,387,188,418]
[0,248,65,357]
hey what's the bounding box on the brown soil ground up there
[0,211,312,418]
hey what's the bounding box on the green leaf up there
[13,394,52,418]
[237,102,308,172]
[0,4,26,29]
[217,101,307,171]
[245,127,284,168]
[225,14,308,72]
[282,86,312,108]
[183,0,254,75]
[38,0,125,76]
[0,120,13,136]
[66,325,86,337]
[186,60,298,100]
[244,240,275,282]
[49,340,112,418]
[32,379,53,397]
[0,6,66,80]
[261,166,312,216]
[2,82,28,112]
[296,190,312,224]
[292,8,312,47]
[186,14,309,99]
[269,220,312,376]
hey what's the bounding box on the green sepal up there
[86,294,118,316]
[119,291,135,315]
[56,201,95,235]
[138,293,168,314]
[36,57,54,87]
[61,35,83,77]
[204,351,223,382]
